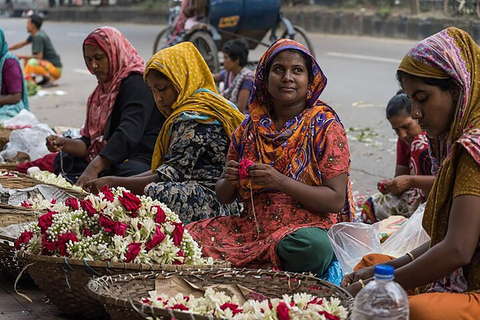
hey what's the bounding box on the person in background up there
[187,39,353,277]
[343,27,480,319]
[84,42,244,223]
[46,27,165,186]
[214,38,254,114]
[8,14,62,87]
[361,91,434,223]
[0,28,29,120]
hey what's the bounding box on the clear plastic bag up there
[328,204,430,274]
[5,124,54,161]
[3,109,39,128]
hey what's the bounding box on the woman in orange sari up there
[187,39,353,276]
[342,27,480,319]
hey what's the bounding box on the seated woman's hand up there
[224,160,240,186]
[385,175,412,196]
[76,168,100,188]
[248,163,285,189]
[341,265,375,288]
[46,135,66,152]
[83,176,117,194]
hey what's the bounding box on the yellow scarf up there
[144,42,245,171]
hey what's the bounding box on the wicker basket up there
[0,162,19,171]
[0,204,38,278]
[87,269,354,320]
[19,252,231,319]
[0,170,88,199]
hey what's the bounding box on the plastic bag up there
[0,222,30,238]
[328,204,430,274]
[5,124,54,161]
[3,109,39,128]
[328,222,382,274]
[382,203,430,258]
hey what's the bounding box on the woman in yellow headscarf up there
[342,27,480,319]
[85,42,244,223]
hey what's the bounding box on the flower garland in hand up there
[15,186,208,265]
[141,288,348,320]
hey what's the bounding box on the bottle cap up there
[375,264,394,280]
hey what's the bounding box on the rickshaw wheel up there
[153,27,169,55]
[282,25,316,58]
[188,31,220,74]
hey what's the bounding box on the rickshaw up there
[153,0,315,73]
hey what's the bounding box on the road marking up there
[67,32,87,38]
[326,52,401,64]
[73,68,91,75]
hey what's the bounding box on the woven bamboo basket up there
[19,252,231,319]
[0,162,18,171]
[0,170,88,199]
[0,204,38,278]
[87,269,354,320]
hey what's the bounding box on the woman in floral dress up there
[187,39,354,277]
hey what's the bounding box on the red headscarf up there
[81,26,145,162]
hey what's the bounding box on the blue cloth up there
[319,260,344,287]
[0,28,29,120]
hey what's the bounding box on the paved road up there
[0,18,418,318]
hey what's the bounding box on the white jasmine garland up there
[30,171,84,192]
[141,288,348,320]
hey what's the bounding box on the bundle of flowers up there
[141,288,348,320]
[30,171,84,193]
[15,186,206,265]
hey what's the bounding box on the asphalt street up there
[0,18,419,319]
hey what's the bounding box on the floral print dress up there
[145,120,241,223]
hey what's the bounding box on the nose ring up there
[414,111,420,117]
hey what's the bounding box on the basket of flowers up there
[0,170,88,199]
[16,186,229,319]
[87,269,353,320]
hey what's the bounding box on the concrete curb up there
[47,6,480,43]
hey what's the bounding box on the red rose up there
[14,230,34,249]
[58,232,78,256]
[277,302,290,320]
[83,228,92,237]
[99,214,116,233]
[50,199,57,204]
[152,205,166,224]
[38,211,57,234]
[169,304,188,311]
[100,185,114,202]
[318,311,340,320]
[173,250,185,265]
[41,233,57,252]
[239,158,254,179]
[124,242,142,263]
[145,225,166,251]
[113,222,129,237]
[173,222,184,246]
[20,200,32,208]
[65,197,79,211]
[119,191,141,215]
[80,199,97,217]
[220,303,243,315]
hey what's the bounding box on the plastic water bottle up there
[352,264,409,320]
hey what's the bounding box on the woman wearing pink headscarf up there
[46,27,165,186]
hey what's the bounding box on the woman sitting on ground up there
[0,28,29,121]
[84,42,244,223]
[213,38,254,113]
[361,91,434,223]
[46,27,165,186]
[343,27,480,319]
[187,39,353,277]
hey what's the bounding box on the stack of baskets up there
[0,204,38,278]
[87,269,354,320]
[20,253,231,319]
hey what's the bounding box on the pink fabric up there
[81,27,145,162]
[1,59,22,95]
